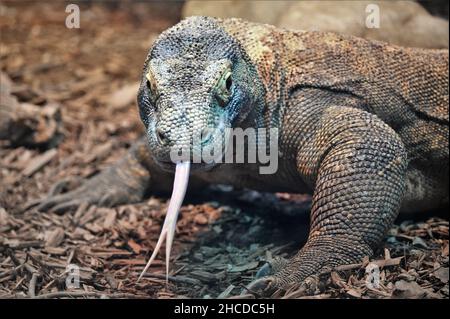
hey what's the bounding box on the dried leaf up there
[433,267,449,283]
[393,280,426,299]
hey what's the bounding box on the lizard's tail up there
[137,161,190,283]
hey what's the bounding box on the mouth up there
[153,135,228,173]
[155,159,220,172]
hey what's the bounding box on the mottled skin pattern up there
[38,17,449,295]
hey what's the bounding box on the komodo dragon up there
[36,17,449,295]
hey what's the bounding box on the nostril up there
[156,128,169,145]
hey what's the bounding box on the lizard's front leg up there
[35,136,172,213]
[247,106,408,296]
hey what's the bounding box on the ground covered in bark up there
[0,2,448,299]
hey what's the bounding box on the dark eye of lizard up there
[145,71,159,102]
[216,70,232,107]
[225,73,232,91]
[146,79,152,92]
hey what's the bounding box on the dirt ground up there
[0,2,448,299]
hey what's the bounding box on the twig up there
[297,293,333,299]
[66,248,75,265]
[0,264,23,279]
[1,241,44,250]
[27,253,52,278]
[217,284,235,299]
[227,293,255,299]
[28,272,40,297]
[0,274,13,284]
[136,272,201,286]
[22,149,58,177]
[31,291,144,299]
[419,265,445,279]
[333,256,403,272]
[6,248,37,275]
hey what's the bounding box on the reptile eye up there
[216,69,232,107]
[225,73,232,92]
[145,71,158,99]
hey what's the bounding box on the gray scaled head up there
[137,16,264,171]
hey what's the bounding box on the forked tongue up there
[137,161,190,283]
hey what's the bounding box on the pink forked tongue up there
[137,161,190,283]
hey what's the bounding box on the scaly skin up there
[37,17,449,295]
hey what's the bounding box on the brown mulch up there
[0,2,448,299]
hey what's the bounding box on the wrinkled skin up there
[35,17,449,296]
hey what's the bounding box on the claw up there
[137,161,190,283]
[50,200,82,214]
[22,198,43,211]
[47,177,79,196]
[99,193,117,207]
[243,257,291,296]
[36,193,71,212]
[242,276,278,296]
[255,262,272,279]
[255,256,288,279]
[31,177,81,212]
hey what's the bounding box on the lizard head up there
[136,17,265,284]
[137,16,264,171]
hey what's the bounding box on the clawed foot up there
[242,240,366,298]
[244,272,321,298]
[27,167,145,214]
[242,257,323,297]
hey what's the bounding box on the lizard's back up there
[218,17,449,210]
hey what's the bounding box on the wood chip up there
[44,227,65,247]
[193,214,208,225]
[103,209,117,229]
[127,239,142,254]
[217,284,235,299]
[22,149,57,177]
[228,261,259,273]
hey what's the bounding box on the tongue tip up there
[136,161,190,284]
